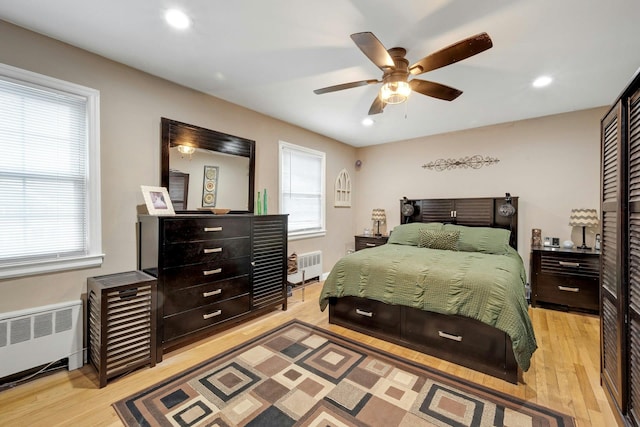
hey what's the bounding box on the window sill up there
[0,254,105,280]
[288,230,327,241]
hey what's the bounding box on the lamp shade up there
[371,208,386,223]
[569,209,599,227]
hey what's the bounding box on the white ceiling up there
[1,0,639,147]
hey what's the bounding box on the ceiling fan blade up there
[368,95,386,115]
[314,79,379,95]
[351,32,395,71]
[409,32,493,75]
[410,79,462,101]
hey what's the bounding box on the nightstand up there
[355,235,388,251]
[530,246,600,313]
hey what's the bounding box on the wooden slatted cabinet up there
[87,271,156,388]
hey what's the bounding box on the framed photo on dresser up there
[141,185,175,215]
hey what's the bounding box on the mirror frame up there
[161,117,255,213]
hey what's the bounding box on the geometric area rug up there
[113,320,574,427]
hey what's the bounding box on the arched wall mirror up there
[161,118,255,213]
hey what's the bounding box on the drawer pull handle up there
[203,268,222,276]
[203,247,223,254]
[559,261,580,267]
[558,285,580,293]
[204,227,223,232]
[203,289,222,297]
[365,243,376,247]
[203,310,222,319]
[438,331,463,342]
[355,309,373,317]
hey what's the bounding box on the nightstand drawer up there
[539,253,599,278]
[535,274,599,311]
[355,235,388,251]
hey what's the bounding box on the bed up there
[319,197,537,383]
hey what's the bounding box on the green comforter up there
[319,244,537,371]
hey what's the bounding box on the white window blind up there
[0,63,102,278]
[279,141,325,238]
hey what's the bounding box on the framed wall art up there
[202,165,219,207]
[141,185,175,215]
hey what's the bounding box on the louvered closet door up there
[627,88,640,426]
[601,101,625,410]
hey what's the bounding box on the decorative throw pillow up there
[418,229,460,251]
[387,222,444,246]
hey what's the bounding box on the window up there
[0,63,102,279]
[279,141,325,239]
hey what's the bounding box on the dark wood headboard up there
[400,196,518,248]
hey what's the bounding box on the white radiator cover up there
[288,251,322,284]
[0,300,83,379]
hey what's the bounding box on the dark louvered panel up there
[602,211,618,297]
[629,100,640,203]
[252,216,287,309]
[420,199,454,223]
[630,315,640,424]
[630,213,640,314]
[454,198,494,226]
[602,110,619,203]
[602,297,620,397]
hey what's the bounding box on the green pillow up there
[442,224,511,254]
[418,229,460,251]
[387,222,444,246]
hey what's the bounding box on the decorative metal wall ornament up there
[421,155,500,171]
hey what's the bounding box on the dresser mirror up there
[161,118,255,213]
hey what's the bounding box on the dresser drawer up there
[163,294,251,341]
[163,217,248,243]
[163,257,250,289]
[535,274,599,311]
[403,309,508,370]
[330,296,400,336]
[163,276,251,316]
[163,237,250,268]
[539,252,599,278]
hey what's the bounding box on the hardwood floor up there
[0,282,620,426]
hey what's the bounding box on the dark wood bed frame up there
[328,196,521,383]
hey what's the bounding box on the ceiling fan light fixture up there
[177,145,195,155]
[380,81,411,104]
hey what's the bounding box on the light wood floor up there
[0,282,620,427]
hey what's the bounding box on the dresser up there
[530,246,600,313]
[354,235,388,251]
[139,214,287,361]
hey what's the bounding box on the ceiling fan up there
[313,32,493,115]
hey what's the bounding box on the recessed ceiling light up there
[532,75,552,88]
[362,118,374,126]
[165,9,190,30]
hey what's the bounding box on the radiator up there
[0,300,83,379]
[288,251,322,284]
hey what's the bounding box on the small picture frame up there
[141,185,175,215]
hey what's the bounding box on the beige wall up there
[0,20,606,312]
[0,21,356,312]
[353,107,606,279]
